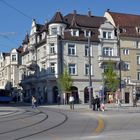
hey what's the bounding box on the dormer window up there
[71,29,79,36]
[12,54,17,61]
[122,28,126,33]
[136,27,140,34]
[84,30,91,37]
[103,31,112,39]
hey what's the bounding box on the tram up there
[0,89,12,103]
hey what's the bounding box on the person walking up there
[96,95,100,111]
[57,94,61,105]
[69,94,74,110]
[32,96,37,109]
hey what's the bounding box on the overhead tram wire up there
[0,0,33,20]
[2,35,19,47]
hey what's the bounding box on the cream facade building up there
[18,11,119,104]
[0,48,21,91]
[105,10,140,103]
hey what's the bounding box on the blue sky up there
[0,0,140,52]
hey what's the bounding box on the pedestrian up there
[32,96,37,109]
[100,103,105,111]
[57,94,61,105]
[69,94,74,110]
[96,95,100,111]
[92,97,96,111]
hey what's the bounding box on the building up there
[19,10,119,104]
[0,48,21,92]
[105,10,140,103]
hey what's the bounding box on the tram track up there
[0,107,68,140]
[0,109,48,135]
[15,108,68,140]
[0,110,41,123]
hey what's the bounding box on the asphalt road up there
[0,104,140,140]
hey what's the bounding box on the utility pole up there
[88,37,92,108]
[116,25,122,92]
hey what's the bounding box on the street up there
[0,104,140,140]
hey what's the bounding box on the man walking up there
[69,94,74,110]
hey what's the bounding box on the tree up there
[102,61,119,93]
[58,67,73,93]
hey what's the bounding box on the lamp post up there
[88,37,92,108]
[116,25,122,93]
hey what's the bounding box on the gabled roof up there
[107,11,140,37]
[64,13,106,28]
[63,12,106,42]
[108,11,140,27]
[49,11,65,24]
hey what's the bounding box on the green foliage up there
[58,67,73,92]
[102,61,119,92]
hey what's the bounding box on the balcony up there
[20,74,37,86]
[98,55,120,63]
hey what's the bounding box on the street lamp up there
[88,37,92,108]
[116,25,122,93]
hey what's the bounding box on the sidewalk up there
[41,103,140,113]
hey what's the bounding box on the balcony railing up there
[98,55,120,62]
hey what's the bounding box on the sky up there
[0,0,140,52]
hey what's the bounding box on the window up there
[42,62,46,73]
[12,55,16,61]
[71,29,79,36]
[84,30,91,37]
[136,27,140,34]
[51,27,57,35]
[103,47,113,56]
[43,46,46,57]
[103,32,106,38]
[123,49,129,55]
[50,43,55,54]
[137,56,140,65]
[108,32,111,39]
[85,64,89,75]
[68,44,75,55]
[133,41,139,48]
[137,72,140,80]
[124,62,130,70]
[73,30,77,36]
[85,45,89,56]
[103,31,112,39]
[103,64,108,72]
[68,64,76,75]
[50,63,55,74]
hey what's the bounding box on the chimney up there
[107,9,110,12]
[88,9,92,17]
